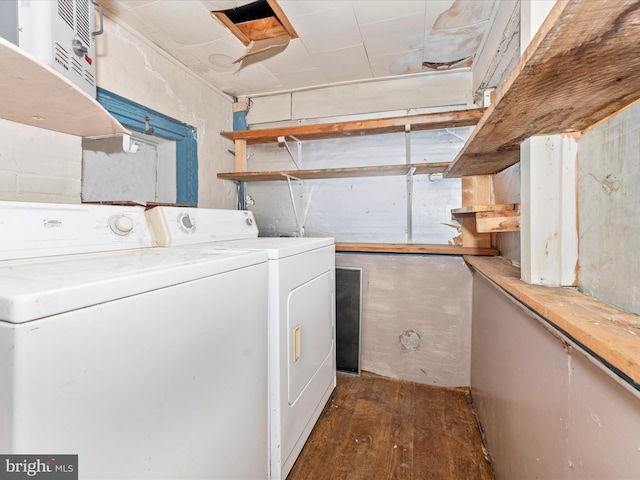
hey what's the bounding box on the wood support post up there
[520,134,578,286]
[461,175,493,248]
[235,139,247,172]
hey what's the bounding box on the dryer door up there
[287,270,334,405]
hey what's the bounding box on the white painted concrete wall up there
[472,272,640,479]
[578,101,640,315]
[0,119,82,203]
[337,253,473,387]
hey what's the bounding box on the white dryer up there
[0,201,269,479]
[146,206,336,480]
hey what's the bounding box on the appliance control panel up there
[0,201,153,260]
[145,206,259,247]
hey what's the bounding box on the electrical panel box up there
[0,0,97,98]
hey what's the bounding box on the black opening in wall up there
[336,267,362,375]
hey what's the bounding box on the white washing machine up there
[146,207,336,480]
[0,201,269,479]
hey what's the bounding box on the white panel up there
[471,273,570,479]
[358,12,425,57]
[133,0,227,46]
[290,5,362,53]
[289,71,473,120]
[245,93,292,124]
[520,135,578,286]
[568,353,640,479]
[309,45,372,84]
[577,102,640,315]
[352,0,426,24]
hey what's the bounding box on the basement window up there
[212,0,297,45]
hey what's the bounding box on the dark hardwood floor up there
[287,373,494,480]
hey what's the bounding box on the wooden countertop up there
[465,255,640,387]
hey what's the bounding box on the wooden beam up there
[335,243,498,256]
[445,0,640,177]
[234,139,247,172]
[451,204,517,214]
[460,176,492,248]
[217,162,450,182]
[220,109,486,144]
[476,209,520,233]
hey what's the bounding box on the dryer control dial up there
[180,213,195,231]
[109,215,134,236]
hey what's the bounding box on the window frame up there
[96,87,198,205]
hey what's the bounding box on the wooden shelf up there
[452,204,520,233]
[217,161,450,182]
[221,108,485,145]
[465,255,640,386]
[445,0,640,178]
[451,204,517,215]
[0,37,129,137]
[336,243,498,256]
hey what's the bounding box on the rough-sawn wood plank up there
[446,0,640,177]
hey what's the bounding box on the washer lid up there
[214,237,334,259]
[0,246,267,324]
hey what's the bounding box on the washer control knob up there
[180,213,195,230]
[110,215,134,235]
[246,217,253,226]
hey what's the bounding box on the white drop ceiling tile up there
[279,1,351,19]
[311,44,371,76]
[218,63,283,95]
[255,40,315,74]
[422,22,488,63]
[311,45,373,84]
[167,48,202,67]
[185,36,245,72]
[352,1,425,25]
[100,0,158,35]
[273,67,324,90]
[198,0,255,10]
[294,6,363,54]
[359,12,425,57]
[134,1,227,46]
[369,50,424,77]
[145,31,185,52]
[423,0,456,30]
[111,0,159,9]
